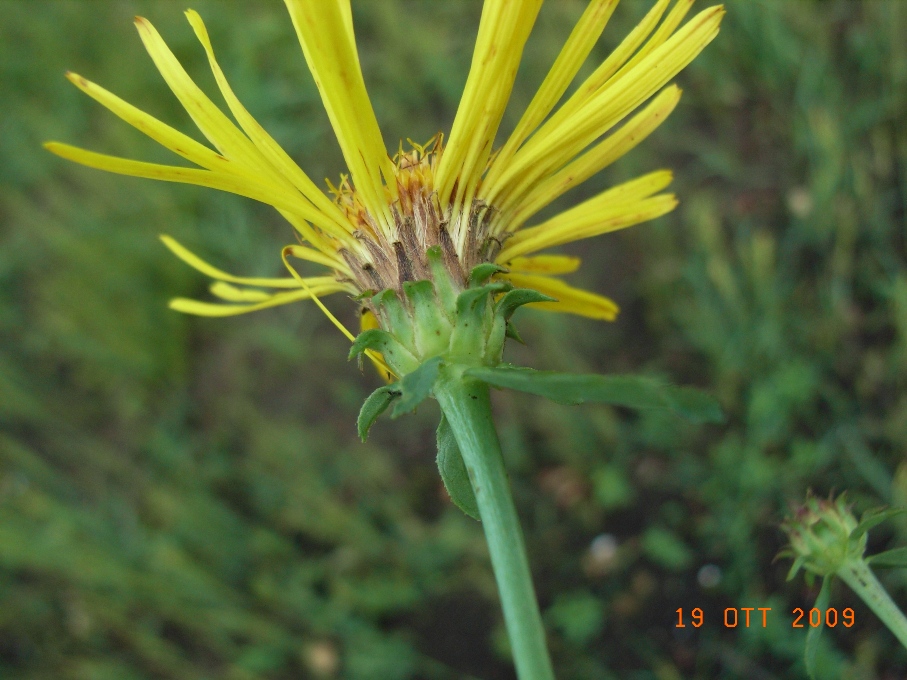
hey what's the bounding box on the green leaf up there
[495,288,556,321]
[851,507,907,541]
[357,385,399,441]
[392,356,443,417]
[805,575,832,680]
[468,262,507,287]
[464,366,724,423]
[867,547,907,568]
[662,386,725,423]
[436,415,480,520]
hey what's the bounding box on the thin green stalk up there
[434,369,555,680]
[837,558,907,649]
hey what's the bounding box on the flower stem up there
[837,558,907,649]
[434,369,555,680]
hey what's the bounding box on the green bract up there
[781,494,866,579]
[352,260,724,522]
[350,249,513,379]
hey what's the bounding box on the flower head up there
[781,493,866,579]
[47,0,723,366]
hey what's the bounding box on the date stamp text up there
[675,607,855,628]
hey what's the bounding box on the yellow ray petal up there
[209,281,272,302]
[614,0,696,79]
[536,0,673,134]
[499,272,619,320]
[281,245,393,378]
[435,0,543,216]
[283,0,395,233]
[500,255,581,276]
[284,243,350,273]
[134,17,286,184]
[184,10,352,234]
[276,208,358,258]
[536,7,723,172]
[64,72,230,172]
[281,245,356,342]
[46,142,342,232]
[484,0,619,189]
[500,194,677,260]
[337,0,358,62]
[170,283,346,317]
[503,85,682,228]
[490,6,723,210]
[160,234,330,288]
[498,171,676,260]
[484,0,676,210]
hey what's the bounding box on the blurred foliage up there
[2,0,907,678]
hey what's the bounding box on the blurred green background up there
[2,0,907,678]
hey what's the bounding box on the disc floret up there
[336,138,502,303]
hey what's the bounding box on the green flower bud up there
[781,493,866,579]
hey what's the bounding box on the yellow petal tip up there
[133,16,153,34]
[706,6,727,22]
[65,71,92,91]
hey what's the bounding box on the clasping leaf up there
[465,365,724,423]
[436,414,480,521]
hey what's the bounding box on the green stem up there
[434,370,556,680]
[837,558,907,649]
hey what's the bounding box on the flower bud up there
[781,493,866,578]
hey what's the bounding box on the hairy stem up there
[434,369,555,680]
[838,558,907,649]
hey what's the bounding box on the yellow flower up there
[46,0,723,333]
